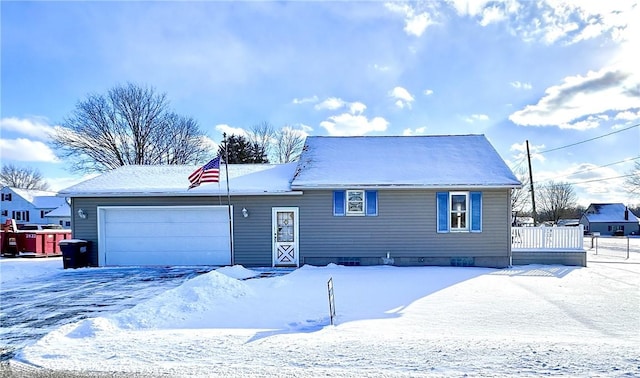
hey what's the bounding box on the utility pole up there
[526,140,537,226]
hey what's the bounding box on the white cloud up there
[320,113,389,136]
[292,96,319,105]
[389,86,415,109]
[510,81,532,90]
[371,64,391,72]
[214,124,248,137]
[423,89,434,96]
[614,110,640,121]
[315,97,346,111]
[509,66,640,129]
[464,114,490,123]
[0,117,57,140]
[384,2,435,37]
[349,102,367,115]
[510,141,545,163]
[447,0,493,17]
[314,97,366,115]
[479,5,506,26]
[402,127,428,136]
[0,138,59,162]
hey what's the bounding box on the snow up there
[292,135,522,188]
[5,187,66,209]
[4,241,640,377]
[57,163,298,196]
[584,203,639,222]
[0,257,63,284]
[42,202,70,218]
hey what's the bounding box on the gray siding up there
[72,188,512,268]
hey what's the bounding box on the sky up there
[1,1,639,208]
[3,239,639,376]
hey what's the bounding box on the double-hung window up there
[334,190,378,216]
[437,191,482,233]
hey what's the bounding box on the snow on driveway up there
[3,237,640,377]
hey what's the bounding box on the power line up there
[538,123,640,155]
[568,173,635,185]
[542,156,640,183]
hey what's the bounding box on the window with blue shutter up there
[470,192,482,232]
[333,190,378,216]
[333,191,345,216]
[437,191,482,233]
[437,192,449,232]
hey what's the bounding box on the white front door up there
[272,207,299,267]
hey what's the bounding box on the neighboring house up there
[0,186,70,227]
[580,203,640,236]
[44,202,72,227]
[58,135,521,268]
[557,219,580,227]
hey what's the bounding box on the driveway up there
[0,265,215,361]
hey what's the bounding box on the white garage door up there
[98,206,232,266]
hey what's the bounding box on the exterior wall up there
[295,189,511,268]
[71,188,513,268]
[512,251,586,267]
[584,221,639,236]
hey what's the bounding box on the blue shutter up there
[333,191,345,216]
[437,192,449,233]
[470,192,482,232]
[365,191,378,216]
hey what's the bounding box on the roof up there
[44,203,71,218]
[6,187,67,208]
[583,203,639,223]
[291,135,521,189]
[57,163,299,197]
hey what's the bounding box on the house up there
[57,135,521,268]
[0,186,71,227]
[580,203,640,236]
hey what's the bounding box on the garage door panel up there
[106,251,226,266]
[99,206,231,266]
[105,235,229,252]
[104,222,229,238]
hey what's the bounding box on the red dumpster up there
[15,230,72,257]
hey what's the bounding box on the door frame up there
[272,207,299,267]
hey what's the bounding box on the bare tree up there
[52,82,210,173]
[625,160,640,195]
[247,121,275,163]
[0,164,50,190]
[274,126,305,163]
[510,165,531,215]
[537,181,578,224]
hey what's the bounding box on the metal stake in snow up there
[328,277,336,325]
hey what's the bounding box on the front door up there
[272,207,299,267]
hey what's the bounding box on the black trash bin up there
[59,239,90,269]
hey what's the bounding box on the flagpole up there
[223,133,234,265]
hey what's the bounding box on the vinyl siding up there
[72,188,512,268]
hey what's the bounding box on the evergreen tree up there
[219,134,269,164]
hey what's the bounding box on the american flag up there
[188,156,221,189]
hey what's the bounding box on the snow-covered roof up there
[44,203,71,218]
[292,135,521,189]
[8,187,67,208]
[57,163,299,197]
[583,203,639,223]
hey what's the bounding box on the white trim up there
[449,192,469,232]
[346,190,365,216]
[60,191,304,198]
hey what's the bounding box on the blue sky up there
[1,1,639,208]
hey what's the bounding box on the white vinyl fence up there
[511,225,584,251]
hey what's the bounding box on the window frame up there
[346,190,365,216]
[449,191,469,232]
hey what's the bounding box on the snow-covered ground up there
[3,237,639,377]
